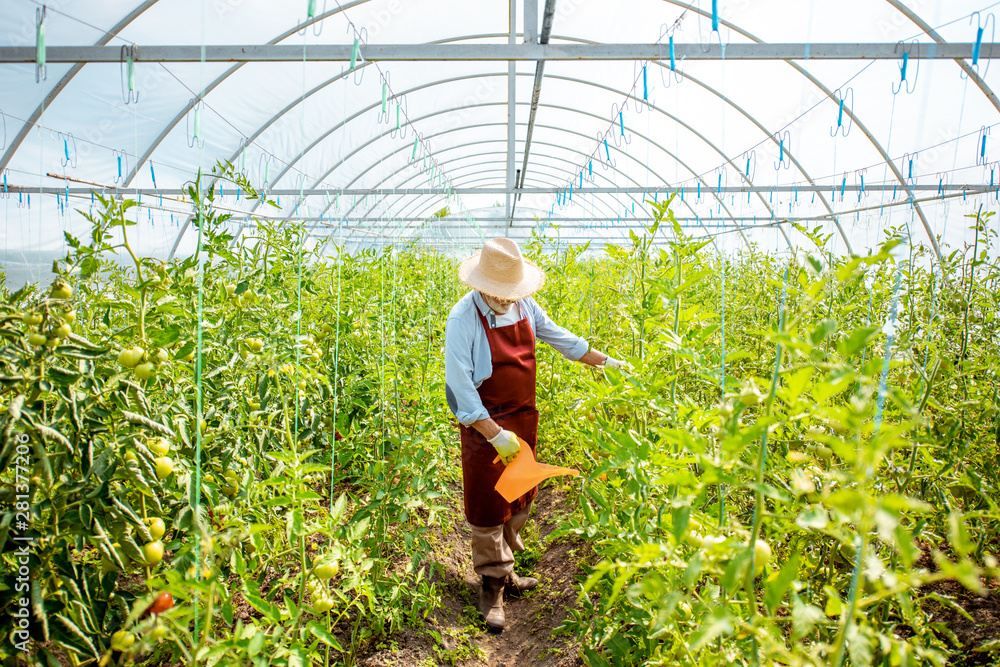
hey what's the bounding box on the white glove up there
[488,429,522,465]
[602,356,632,371]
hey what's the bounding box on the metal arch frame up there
[122,0,373,186]
[349,148,645,225]
[0,0,163,174]
[343,131,717,235]
[129,30,607,190]
[251,70,780,241]
[343,173,623,248]
[212,94,750,252]
[341,172,601,246]
[656,0,959,262]
[294,110,749,245]
[11,0,983,259]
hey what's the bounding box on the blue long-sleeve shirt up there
[444,291,589,425]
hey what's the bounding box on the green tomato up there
[52,323,71,338]
[23,312,43,326]
[314,562,340,580]
[28,333,48,347]
[44,337,60,348]
[739,385,763,407]
[149,438,170,457]
[312,597,335,614]
[143,540,164,566]
[154,457,174,480]
[155,349,169,363]
[61,309,76,324]
[225,283,237,297]
[753,539,772,575]
[110,630,135,652]
[124,450,138,463]
[246,338,263,353]
[50,281,73,300]
[146,518,166,541]
[149,623,168,640]
[135,363,155,381]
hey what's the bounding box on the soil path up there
[357,481,586,667]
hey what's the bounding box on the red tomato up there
[149,592,174,615]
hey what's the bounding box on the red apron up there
[459,303,539,527]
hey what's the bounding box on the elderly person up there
[444,237,627,632]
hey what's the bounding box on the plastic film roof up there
[2,0,1000,281]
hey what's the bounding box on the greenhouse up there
[1,0,999,665]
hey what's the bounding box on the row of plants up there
[0,168,458,666]
[529,201,999,665]
[2,172,998,665]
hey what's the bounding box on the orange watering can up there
[493,438,580,503]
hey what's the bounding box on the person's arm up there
[578,348,610,367]
[470,418,502,440]
[527,299,626,368]
[444,315,491,426]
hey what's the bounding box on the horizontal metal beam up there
[11,183,994,196]
[1,43,996,63]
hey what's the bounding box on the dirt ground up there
[355,481,588,667]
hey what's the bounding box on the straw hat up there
[458,238,545,301]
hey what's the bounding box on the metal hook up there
[113,149,128,185]
[258,153,272,192]
[186,99,205,149]
[935,171,949,199]
[597,130,617,170]
[854,168,868,202]
[350,26,368,85]
[963,12,995,80]
[901,152,918,185]
[58,132,77,169]
[377,71,392,125]
[633,61,653,113]
[298,0,328,36]
[35,6,47,83]
[830,87,854,138]
[17,190,29,209]
[891,40,920,95]
[740,149,757,182]
[390,94,408,139]
[773,131,791,171]
[120,44,140,104]
[977,125,990,166]
[696,0,725,54]
[610,102,632,147]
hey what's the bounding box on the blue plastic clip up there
[619,110,625,136]
[580,172,583,189]
[841,176,847,200]
[711,0,719,33]
[830,88,854,137]
[697,182,701,199]
[974,26,984,66]
[604,138,611,162]
[669,35,676,71]
[2,170,6,193]
[892,42,919,95]
[717,173,722,194]
[978,126,990,166]
[588,161,593,178]
[680,187,684,201]
[642,65,648,101]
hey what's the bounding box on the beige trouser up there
[470,502,533,579]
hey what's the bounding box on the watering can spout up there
[493,438,580,503]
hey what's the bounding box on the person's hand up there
[602,356,633,371]
[488,429,522,465]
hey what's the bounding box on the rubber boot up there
[506,571,539,595]
[478,575,506,633]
